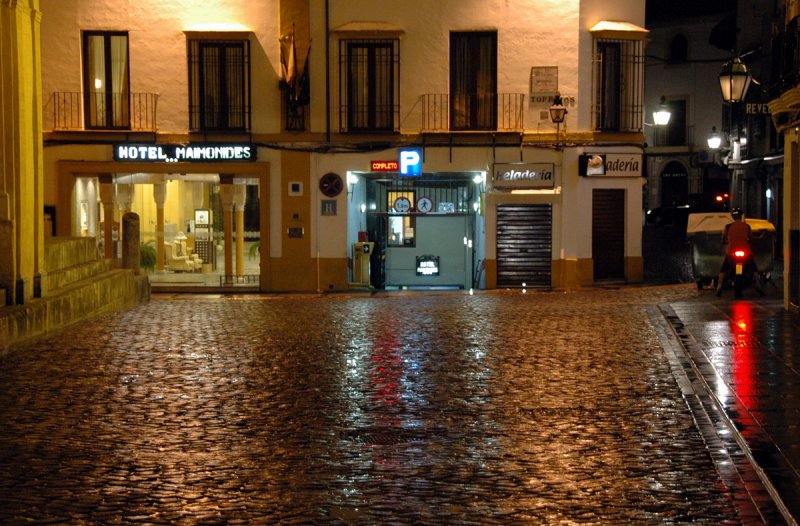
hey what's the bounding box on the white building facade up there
[39,0,647,292]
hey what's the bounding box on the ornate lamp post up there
[707,126,722,150]
[718,55,752,209]
[549,93,567,145]
[652,96,671,126]
[719,55,752,103]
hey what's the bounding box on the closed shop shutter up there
[592,189,625,280]
[496,204,552,288]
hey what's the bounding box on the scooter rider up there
[716,208,763,296]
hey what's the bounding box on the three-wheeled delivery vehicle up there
[686,212,775,290]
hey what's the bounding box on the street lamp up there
[549,93,567,144]
[707,126,722,149]
[653,96,671,126]
[719,55,752,103]
[718,55,752,211]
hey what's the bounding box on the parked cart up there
[686,212,776,290]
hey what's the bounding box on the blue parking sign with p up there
[399,148,422,176]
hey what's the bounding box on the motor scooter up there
[731,248,749,298]
[726,247,764,298]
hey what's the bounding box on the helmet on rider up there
[731,208,744,220]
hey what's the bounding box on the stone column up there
[233,184,247,277]
[153,182,166,272]
[219,177,235,281]
[116,182,134,215]
[99,175,115,259]
[121,212,140,275]
[115,182,134,246]
[192,182,205,209]
[0,0,45,304]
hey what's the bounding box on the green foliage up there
[140,240,157,271]
[248,241,260,261]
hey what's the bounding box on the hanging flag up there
[280,27,311,105]
[280,29,297,87]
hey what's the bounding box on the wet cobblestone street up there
[0,286,757,524]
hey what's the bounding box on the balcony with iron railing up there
[420,93,525,132]
[50,92,159,132]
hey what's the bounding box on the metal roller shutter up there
[496,204,552,288]
[592,189,625,280]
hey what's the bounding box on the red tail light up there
[734,249,746,258]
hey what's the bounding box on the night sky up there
[646,0,734,23]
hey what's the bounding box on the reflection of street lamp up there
[653,96,671,126]
[549,93,567,144]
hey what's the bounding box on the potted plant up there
[140,240,156,272]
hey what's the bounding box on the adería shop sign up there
[579,153,642,177]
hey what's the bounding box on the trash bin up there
[745,218,776,275]
[352,242,374,286]
[686,212,730,289]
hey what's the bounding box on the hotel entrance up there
[59,158,271,292]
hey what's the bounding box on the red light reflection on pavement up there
[730,302,756,404]
[365,327,405,467]
[370,329,403,408]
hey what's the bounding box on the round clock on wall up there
[319,172,344,198]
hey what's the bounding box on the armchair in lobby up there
[175,232,203,269]
[164,242,197,272]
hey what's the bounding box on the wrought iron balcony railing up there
[51,92,159,132]
[771,16,800,98]
[420,93,525,132]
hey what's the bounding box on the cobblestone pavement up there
[661,292,800,523]
[0,285,773,524]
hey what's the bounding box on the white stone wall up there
[40,0,282,134]
[38,0,648,286]
[314,0,583,134]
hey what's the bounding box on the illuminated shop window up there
[387,190,415,247]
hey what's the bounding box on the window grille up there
[339,39,399,133]
[366,175,476,215]
[189,39,250,132]
[593,38,644,132]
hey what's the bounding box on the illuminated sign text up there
[114,143,256,162]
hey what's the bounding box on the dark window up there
[668,34,688,63]
[82,31,130,129]
[665,99,687,146]
[188,39,250,132]
[593,38,644,132]
[339,39,399,132]
[450,32,497,130]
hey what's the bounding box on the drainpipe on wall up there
[325,0,331,144]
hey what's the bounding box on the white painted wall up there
[39,0,647,284]
[645,15,729,149]
[311,0,584,134]
[40,0,282,134]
